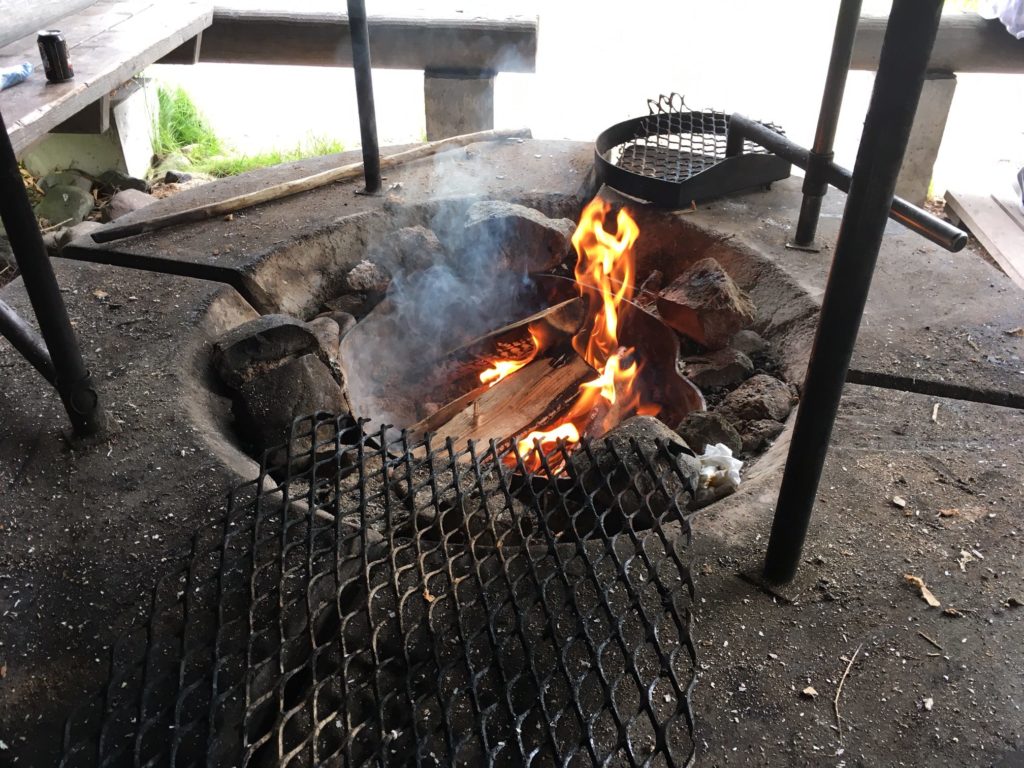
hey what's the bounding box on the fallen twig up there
[834,643,863,740]
[93,127,531,242]
[917,630,944,651]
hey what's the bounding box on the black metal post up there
[763,0,945,584]
[726,114,966,253]
[348,0,381,194]
[0,109,105,436]
[793,0,863,248]
[0,298,56,384]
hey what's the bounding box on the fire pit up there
[199,192,808,494]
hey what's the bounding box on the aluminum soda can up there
[37,30,75,83]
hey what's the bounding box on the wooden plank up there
[425,356,592,447]
[0,0,213,156]
[945,190,1024,290]
[156,32,203,65]
[52,94,110,134]
[198,8,536,72]
[852,14,1024,74]
[0,0,96,49]
[993,193,1024,235]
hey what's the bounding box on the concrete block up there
[424,70,494,141]
[896,72,956,205]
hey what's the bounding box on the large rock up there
[393,225,447,273]
[40,170,92,193]
[107,188,156,221]
[657,258,756,349]
[681,348,754,390]
[213,314,321,389]
[739,419,785,453]
[97,169,150,194]
[716,374,794,424]
[676,411,742,455]
[34,184,93,227]
[730,329,770,356]
[307,316,341,367]
[345,260,391,294]
[235,354,348,456]
[462,200,575,273]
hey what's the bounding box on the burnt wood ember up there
[656,257,755,349]
[59,416,698,767]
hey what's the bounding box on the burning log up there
[409,355,593,446]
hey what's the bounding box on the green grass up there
[151,85,344,178]
[153,85,223,162]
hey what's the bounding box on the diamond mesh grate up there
[60,414,699,767]
[614,93,781,184]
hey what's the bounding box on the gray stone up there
[97,169,150,194]
[730,329,770,356]
[40,170,92,193]
[213,314,320,389]
[565,416,700,532]
[682,348,754,390]
[163,170,193,184]
[307,316,341,366]
[107,188,156,221]
[345,260,391,293]
[0,233,13,269]
[676,411,742,455]
[717,374,794,424]
[235,354,348,454]
[34,184,94,227]
[394,225,447,273]
[59,220,104,249]
[657,258,756,349]
[323,292,375,319]
[321,310,357,338]
[462,200,575,273]
[739,419,786,453]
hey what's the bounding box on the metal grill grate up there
[614,94,778,185]
[60,414,699,767]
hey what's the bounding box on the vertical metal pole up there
[792,0,863,248]
[348,0,381,194]
[0,110,105,436]
[763,0,944,584]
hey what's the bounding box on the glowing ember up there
[479,325,541,387]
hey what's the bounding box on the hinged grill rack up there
[595,93,792,208]
[60,414,699,767]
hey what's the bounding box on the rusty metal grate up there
[60,414,699,767]
[615,94,779,185]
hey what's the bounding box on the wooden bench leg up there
[424,69,494,141]
[895,71,956,205]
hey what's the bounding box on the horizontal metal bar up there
[0,298,56,384]
[727,114,967,252]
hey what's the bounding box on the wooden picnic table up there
[0,0,212,156]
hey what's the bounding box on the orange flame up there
[513,199,651,472]
[479,325,542,387]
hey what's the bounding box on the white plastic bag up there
[980,0,1024,39]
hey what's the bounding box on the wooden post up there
[424,69,495,141]
[895,72,957,205]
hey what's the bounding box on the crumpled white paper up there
[697,443,743,489]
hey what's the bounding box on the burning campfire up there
[488,198,663,470]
